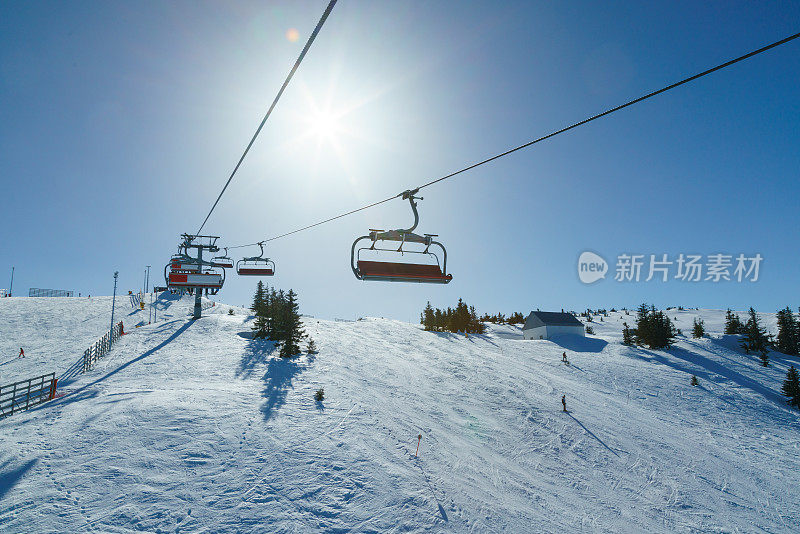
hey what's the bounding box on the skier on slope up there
[562,351,568,363]
[18,348,24,358]
[561,394,567,412]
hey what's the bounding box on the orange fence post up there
[49,378,57,400]
[415,434,422,457]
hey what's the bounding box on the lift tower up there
[180,234,220,319]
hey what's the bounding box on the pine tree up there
[622,322,635,345]
[422,301,435,331]
[634,304,677,349]
[307,338,318,354]
[782,366,800,408]
[279,289,305,358]
[508,312,525,325]
[724,309,744,335]
[741,307,769,358]
[692,317,705,338]
[252,314,270,339]
[690,375,699,386]
[251,281,266,314]
[776,307,799,355]
[251,282,270,339]
[271,290,287,342]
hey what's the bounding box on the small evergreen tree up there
[585,325,594,335]
[228,308,235,315]
[782,366,800,408]
[776,307,799,355]
[252,314,271,339]
[622,322,635,345]
[634,304,677,349]
[724,309,745,335]
[251,281,266,315]
[741,307,769,357]
[690,375,699,386]
[508,312,525,325]
[314,388,325,402]
[422,301,435,331]
[279,289,305,358]
[692,317,705,338]
[251,282,270,339]
[307,338,318,354]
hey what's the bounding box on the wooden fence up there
[83,321,123,373]
[0,373,57,419]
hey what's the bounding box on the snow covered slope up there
[0,293,228,385]
[1,299,799,532]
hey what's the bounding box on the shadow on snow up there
[0,456,38,500]
[626,341,789,410]
[549,334,608,353]
[239,336,315,422]
[236,336,277,380]
[40,320,194,412]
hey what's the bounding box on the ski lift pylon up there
[237,242,275,276]
[351,189,452,284]
[165,236,226,295]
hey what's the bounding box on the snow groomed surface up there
[0,297,798,532]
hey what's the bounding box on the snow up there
[1,297,799,532]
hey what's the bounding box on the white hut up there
[522,311,584,340]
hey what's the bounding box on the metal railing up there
[83,321,123,373]
[0,373,57,419]
[29,288,74,297]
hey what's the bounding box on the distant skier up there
[562,352,568,363]
[18,348,24,358]
[561,394,567,412]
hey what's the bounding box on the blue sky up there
[1,1,798,321]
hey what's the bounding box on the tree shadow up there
[237,337,277,379]
[665,346,785,406]
[260,356,304,422]
[427,330,499,347]
[549,335,608,353]
[0,456,38,499]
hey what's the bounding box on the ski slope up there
[1,297,799,532]
[0,293,222,386]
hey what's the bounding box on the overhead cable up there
[196,0,338,235]
[228,31,799,249]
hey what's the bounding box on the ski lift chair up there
[351,189,453,284]
[236,242,275,276]
[212,248,234,269]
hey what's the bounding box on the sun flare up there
[308,109,342,140]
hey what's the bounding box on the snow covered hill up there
[1,298,799,532]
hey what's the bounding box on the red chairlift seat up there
[356,260,452,284]
[237,265,274,276]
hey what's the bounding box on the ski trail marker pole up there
[415,434,422,457]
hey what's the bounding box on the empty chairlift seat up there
[350,189,453,284]
[237,263,274,276]
[236,243,275,277]
[355,260,452,283]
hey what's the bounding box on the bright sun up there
[309,110,342,139]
